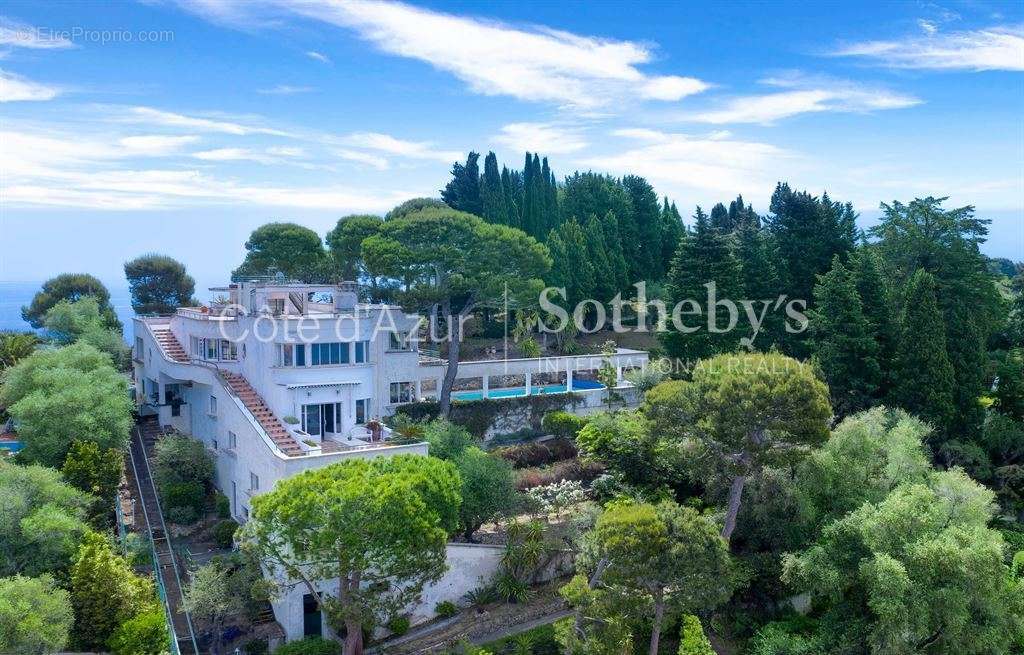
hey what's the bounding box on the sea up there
[0,281,138,341]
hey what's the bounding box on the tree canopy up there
[644,351,832,543]
[0,574,74,655]
[21,273,121,331]
[362,206,550,415]
[232,222,329,282]
[240,455,461,655]
[124,253,196,314]
[0,343,132,466]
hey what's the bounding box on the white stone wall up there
[268,542,504,643]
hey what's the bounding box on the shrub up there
[214,492,231,519]
[153,435,214,494]
[463,584,499,607]
[274,636,341,655]
[542,411,588,441]
[244,638,269,655]
[107,610,168,655]
[435,600,458,618]
[387,615,411,636]
[493,438,577,468]
[515,459,604,490]
[422,419,475,461]
[212,519,239,548]
[678,615,714,655]
[519,337,541,358]
[162,480,205,520]
[282,415,300,425]
[166,505,198,525]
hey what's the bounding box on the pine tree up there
[809,256,882,417]
[850,248,897,397]
[661,207,744,363]
[479,152,509,226]
[659,198,685,281]
[440,152,482,216]
[728,194,759,230]
[892,269,955,432]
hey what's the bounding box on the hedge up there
[398,393,583,438]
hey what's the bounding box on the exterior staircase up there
[150,324,189,363]
[219,371,304,457]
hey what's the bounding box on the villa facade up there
[131,280,648,641]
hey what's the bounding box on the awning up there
[282,381,361,390]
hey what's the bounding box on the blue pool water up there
[0,440,24,453]
[452,379,604,401]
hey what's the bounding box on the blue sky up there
[1,0,1022,291]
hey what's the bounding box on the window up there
[354,340,369,363]
[206,338,218,360]
[302,404,321,436]
[311,342,349,366]
[209,396,218,416]
[135,337,143,359]
[276,343,306,367]
[190,336,202,357]
[228,431,237,449]
[219,339,238,361]
[268,298,285,316]
[211,436,218,450]
[389,332,413,351]
[390,382,413,404]
[355,398,371,424]
[250,472,260,491]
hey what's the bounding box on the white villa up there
[131,280,647,642]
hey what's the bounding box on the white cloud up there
[192,147,278,164]
[306,50,331,64]
[267,146,304,157]
[590,128,795,197]
[257,84,314,95]
[0,17,74,49]
[686,77,920,124]
[337,131,461,163]
[120,106,293,136]
[494,122,588,154]
[334,148,390,170]
[180,0,708,109]
[119,135,200,155]
[918,19,939,36]
[0,69,60,102]
[833,25,1024,71]
[640,76,710,101]
[1,127,409,211]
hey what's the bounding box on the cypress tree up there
[736,223,783,350]
[809,256,881,417]
[850,248,897,397]
[891,269,955,432]
[540,156,559,235]
[659,198,685,281]
[479,152,509,225]
[440,151,482,216]
[660,207,744,363]
[546,220,594,309]
[709,202,730,232]
[503,167,523,230]
[601,210,630,293]
[622,175,662,282]
[945,299,987,436]
[581,215,614,303]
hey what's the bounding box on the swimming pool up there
[452,379,604,401]
[0,440,24,453]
